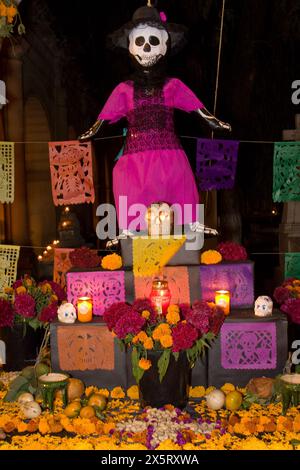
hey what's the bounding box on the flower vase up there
[0,324,43,371]
[138,350,191,409]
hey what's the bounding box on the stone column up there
[2,43,29,245]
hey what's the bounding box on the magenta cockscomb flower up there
[39,303,58,323]
[114,310,146,339]
[172,322,198,352]
[14,293,35,318]
[103,302,133,331]
[0,298,14,327]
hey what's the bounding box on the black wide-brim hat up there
[107,5,187,54]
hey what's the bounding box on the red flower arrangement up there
[217,241,248,261]
[0,275,67,330]
[103,299,225,383]
[273,278,300,324]
[69,247,101,268]
[0,298,14,328]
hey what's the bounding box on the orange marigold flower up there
[127,385,139,400]
[167,304,180,314]
[139,358,152,370]
[16,286,27,294]
[141,310,151,319]
[7,5,17,19]
[0,4,7,17]
[111,387,125,399]
[101,253,122,270]
[3,421,15,433]
[160,334,173,348]
[166,310,180,325]
[143,337,154,350]
[153,323,172,340]
[201,250,222,265]
[4,287,13,294]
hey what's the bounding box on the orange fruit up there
[225,391,243,411]
[87,393,108,411]
[67,378,85,401]
[79,405,96,419]
[64,401,81,418]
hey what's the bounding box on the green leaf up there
[3,376,30,402]
[173,352,179,362]
[157,349,171,383]
[28,317,41,331]
[131,348,144,383]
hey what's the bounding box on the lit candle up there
[215,290,230,315]
[77,297,93,322]
[150,278,171,316]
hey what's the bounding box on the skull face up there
[129,24,169,67]
[254,296,273,317]
[57,303,77,324]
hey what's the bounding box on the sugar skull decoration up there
[57,303,77,324]
[254,296,273,317]
[129,24,169,67]
[79,1,231,237]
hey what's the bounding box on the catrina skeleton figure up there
[79,2,231,236]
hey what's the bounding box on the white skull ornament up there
[129,24,169,67]
[57,303,77,324]
[254,296,273,317]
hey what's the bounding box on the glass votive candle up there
[77,297,93,322]
[215,290,230,315]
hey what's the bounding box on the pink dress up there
[98,78,204,230]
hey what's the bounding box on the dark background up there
[19,0,300,295]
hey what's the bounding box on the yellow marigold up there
[4,287,13,295]
[138,358,152,370]
[141,310,150,319]
[201,250,222,265]
[205,386,216,395]
[166,310,180,325]
[17,420,28,433]
[38,418,51,435]
[16,286,27,294]
[167,304,180,314]
[221,383,236,394]
[152,323,171,340]
[156,439,181,450]
[51,295,58,302]
[143,337,154,350]
[189,386,206,398]
[127,385,139,400]
[101,253,123,270]
[41,283,52,294]
[0,4,7,17]
[103,422,115,435]
[6,5,17,24]
[85,385,98,397]
[159,334,173,348]
[137,331,148,343]
[98,388,110,398]
[111,387,125,399]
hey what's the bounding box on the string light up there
[46,245,52,251]
[43,250,48,256]
[64,207,70,213]
[38,255,43,261]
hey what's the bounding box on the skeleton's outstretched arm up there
[78,119,105,142]
[196,107,232,132]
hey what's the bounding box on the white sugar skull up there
[254,296,273,317]
[129,24,169,67]
[57,303,77,324]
